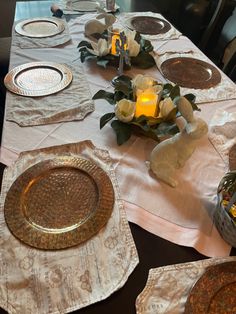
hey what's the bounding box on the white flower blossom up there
[132,74,155,91]
[125,30,140,57]
[115,99,136,123]
[159,97,175,118]
[88,38,110,57]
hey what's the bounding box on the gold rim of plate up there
[15,17,65,38]
[4,62,73,97]
[4,157,115,250]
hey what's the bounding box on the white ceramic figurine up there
[84,12,116,37]
[149,96,208,188]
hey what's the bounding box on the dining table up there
[0,1,236,314]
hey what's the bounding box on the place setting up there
[3,59,95,126]
[154,42,236,103]
[0,140,139,313]
[118,11,182,40]
[136,257,236,314]
[13,16,72,48]
[58,0,119,14]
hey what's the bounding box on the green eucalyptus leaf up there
[131,51,156,69]
[184,93,196,103]
[92,90,115,104]
[77,41,92,49]
[113,75,133,96]
[134,32,142,43]
[114,91,128,102]
[162,84,173,97]
[169,85,180,100]
[100,112,115,129]
[97,58,110,68]
[155,122,180,136]
[111,120,132,145]
[140,38,154,52]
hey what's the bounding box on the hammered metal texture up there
[129,16,171,35]
[15,17,65,38]
[4,157,114,250]
[184,261,236,314]
[229,144,236,171]
[161,57,221,89]
[71,1,100,12]
[4,62,73,97]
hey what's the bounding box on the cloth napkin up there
[208,109,236,167]
[118,12,182,41]
[136,256,236,314]
[6,62,95,126]
[0,140,138,314]
[13,19,71,49]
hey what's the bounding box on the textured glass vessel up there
[214,171,236,247]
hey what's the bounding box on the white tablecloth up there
[1,13,236,257]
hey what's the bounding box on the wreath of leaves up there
[92,75,200,145]
[78,32,156,69]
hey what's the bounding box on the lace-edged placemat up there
[136,256,236,314]
[13,20,72,49]
[118,12,182,41]
[6,62,94,126]
[0,140,138,314]
[154,51,236,103]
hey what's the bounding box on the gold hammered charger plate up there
[184,261,236,314]
[161,57,221,89]
[4,61,73,97]
[15,17,65,38]
[229,144,236,171]
[4,157,115,250]
[125,16,171,35]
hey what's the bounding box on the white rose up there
[125,30,140,57]
[132,74,155,91]
[159,97,175,118]
[89,38,110,57]
[115,99,136,123]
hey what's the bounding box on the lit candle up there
[111,32,120,55]
[135,92,158,117]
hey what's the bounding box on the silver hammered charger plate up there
[70,1,100,12]
[15,17,65,38]
[4,62,73,97]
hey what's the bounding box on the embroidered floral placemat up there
[0,140,138,314]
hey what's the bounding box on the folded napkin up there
[118,12,182,41]
[13,19,71,49]
[209,109,236,166]
[136,256,236,314]
[154,49,236,103]
[6,62,94,126]
[0,140,138,314]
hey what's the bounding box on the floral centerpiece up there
[93,74,200,145]
[78,23,155,69]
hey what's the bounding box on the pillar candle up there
[135,92,158,117]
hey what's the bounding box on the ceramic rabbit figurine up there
[84,12,116,37]
[149,96,208,188]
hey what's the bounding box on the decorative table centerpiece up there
[78,12,156,70]
[92,74,199,145]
